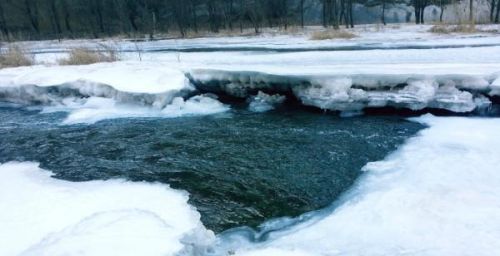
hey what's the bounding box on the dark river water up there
[0,104,423,232]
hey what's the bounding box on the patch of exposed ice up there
[490,77,500,96]
[248,91,286,112]
[43,95,229,125]
[193,70,497,113]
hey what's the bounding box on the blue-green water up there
[0,105,423,232]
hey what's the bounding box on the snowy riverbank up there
[2,25,500,121]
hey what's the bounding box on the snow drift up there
[0,162,214,256]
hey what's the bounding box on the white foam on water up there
[228,115,500,256]
[0,162,214,256]
[41,95,229,124]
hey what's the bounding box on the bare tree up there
[0,1,9,40]
[496,0,500,22]
[24,0,41,36]
[469,0,473,23]
[48,0,62,39]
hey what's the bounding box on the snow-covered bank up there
[6,24,500,55]
[0,162,214,256]
[218,115,500,256]
[1,60,499,118]
[1,26,500,120]
[0,62,189,94]
[0,62,229,124]
[0,62,192,113]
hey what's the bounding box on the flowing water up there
[0,104,423,233]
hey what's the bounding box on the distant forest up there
[0,0,496,40]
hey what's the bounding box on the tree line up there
[0,0,496,41]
